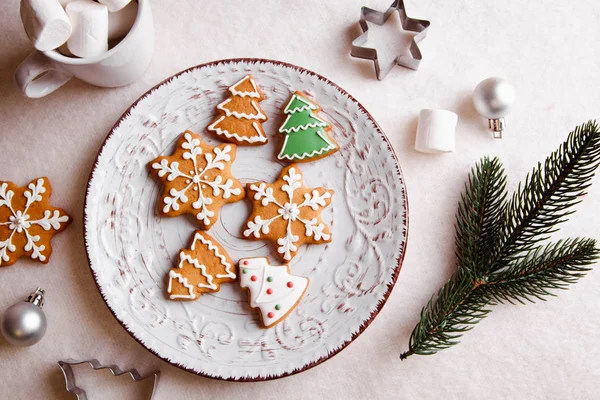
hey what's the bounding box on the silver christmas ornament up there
[473,77,516,139]
[1,288,47,346]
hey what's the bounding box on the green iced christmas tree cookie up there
[277,92,339,162]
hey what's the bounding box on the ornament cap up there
[26,287,45,308]
[489,118,506,139]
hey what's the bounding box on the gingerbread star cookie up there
[150,130,245,229]
[207,75,268,146]
[167,231,237,300]
[239,257,309,328]
[0,177,71,267]
[243,164,333,261]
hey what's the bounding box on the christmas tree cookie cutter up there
[351,0,431,80]
[58,359,160,400]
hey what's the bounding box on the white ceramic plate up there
[84,59,408,381]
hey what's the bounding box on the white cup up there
[14,0,154,98]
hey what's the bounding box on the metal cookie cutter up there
[58,359,160,400]
[351,0,431,80]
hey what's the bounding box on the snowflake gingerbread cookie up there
[0,177,70,267]
[149,130,245,229]
[243,164,333,261]
[207,75,269,146]
[239,257,309,328]
[277,92,339,162]
[167,231,236,300]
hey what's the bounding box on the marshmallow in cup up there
[14,0,154,98]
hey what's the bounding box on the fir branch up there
[480,238,599,305]
[401,271,492,359]
[454,157,507,276]
[401,121,600,359]
[488,121,600,272]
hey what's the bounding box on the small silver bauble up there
[1,288,47,347]
[473,77,516,139]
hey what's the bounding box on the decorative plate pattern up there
[84,59,408,380]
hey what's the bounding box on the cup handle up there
[14,51,73,98]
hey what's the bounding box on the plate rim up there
[83,58,409,382]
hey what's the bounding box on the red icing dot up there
[266,288,273,295]
[251,275,257,282]
[287,281,294,288]
[267,312,274,318]
[243,260,249,265]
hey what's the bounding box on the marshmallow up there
[98,0,132,13]
[20,0,72,51]
[66,0,109,58]
[57,42,74,57]
[108,1,138,40]
[58,0,77,5]
[414,109,458,154]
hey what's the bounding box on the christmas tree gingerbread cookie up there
[0,177,70,267]
[239,257,309,328]
[277,92,339,162]
[207,75,269,146]
[167,231,237,300]
[149,130,245,229]
[243,164,333,261]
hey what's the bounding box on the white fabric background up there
[1,0,599,398]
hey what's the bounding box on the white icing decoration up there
[283,94,318,114]
[192,191,213,226]
[0,183,15,210]
[216,98,267,120]
[278,202,300,220]
[207,115,268,144]
[281,167,302,201]
[8,210,30,232]
[24,178,46,209]
[243,167,333,261]
[278,113,328,134]
[251,183,279,207]
[300,190,332,210]
[190,232,235,279]
[239,257,308,327]
[244,215,276,237]
[23,229,45,261]
[178,251,217,290]
[152,159,188,181]
[228,75,261,98]
[151,134,242,225]
[0,179,69,265]
[34,210,70,231]
[168,270,196,299]
[277,135,337,161]
[300,217,331,241]
[276,226,299,259]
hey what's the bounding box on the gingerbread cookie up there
[277,92,339,162]
[167,231,237,300]
[243,164,333,261]
[207,75,268,146]
[0,177,70,267]
[239,257,309,328]
[150,130,245,229]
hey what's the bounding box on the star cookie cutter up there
[351,0,431,80]
[58,359,160,400]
